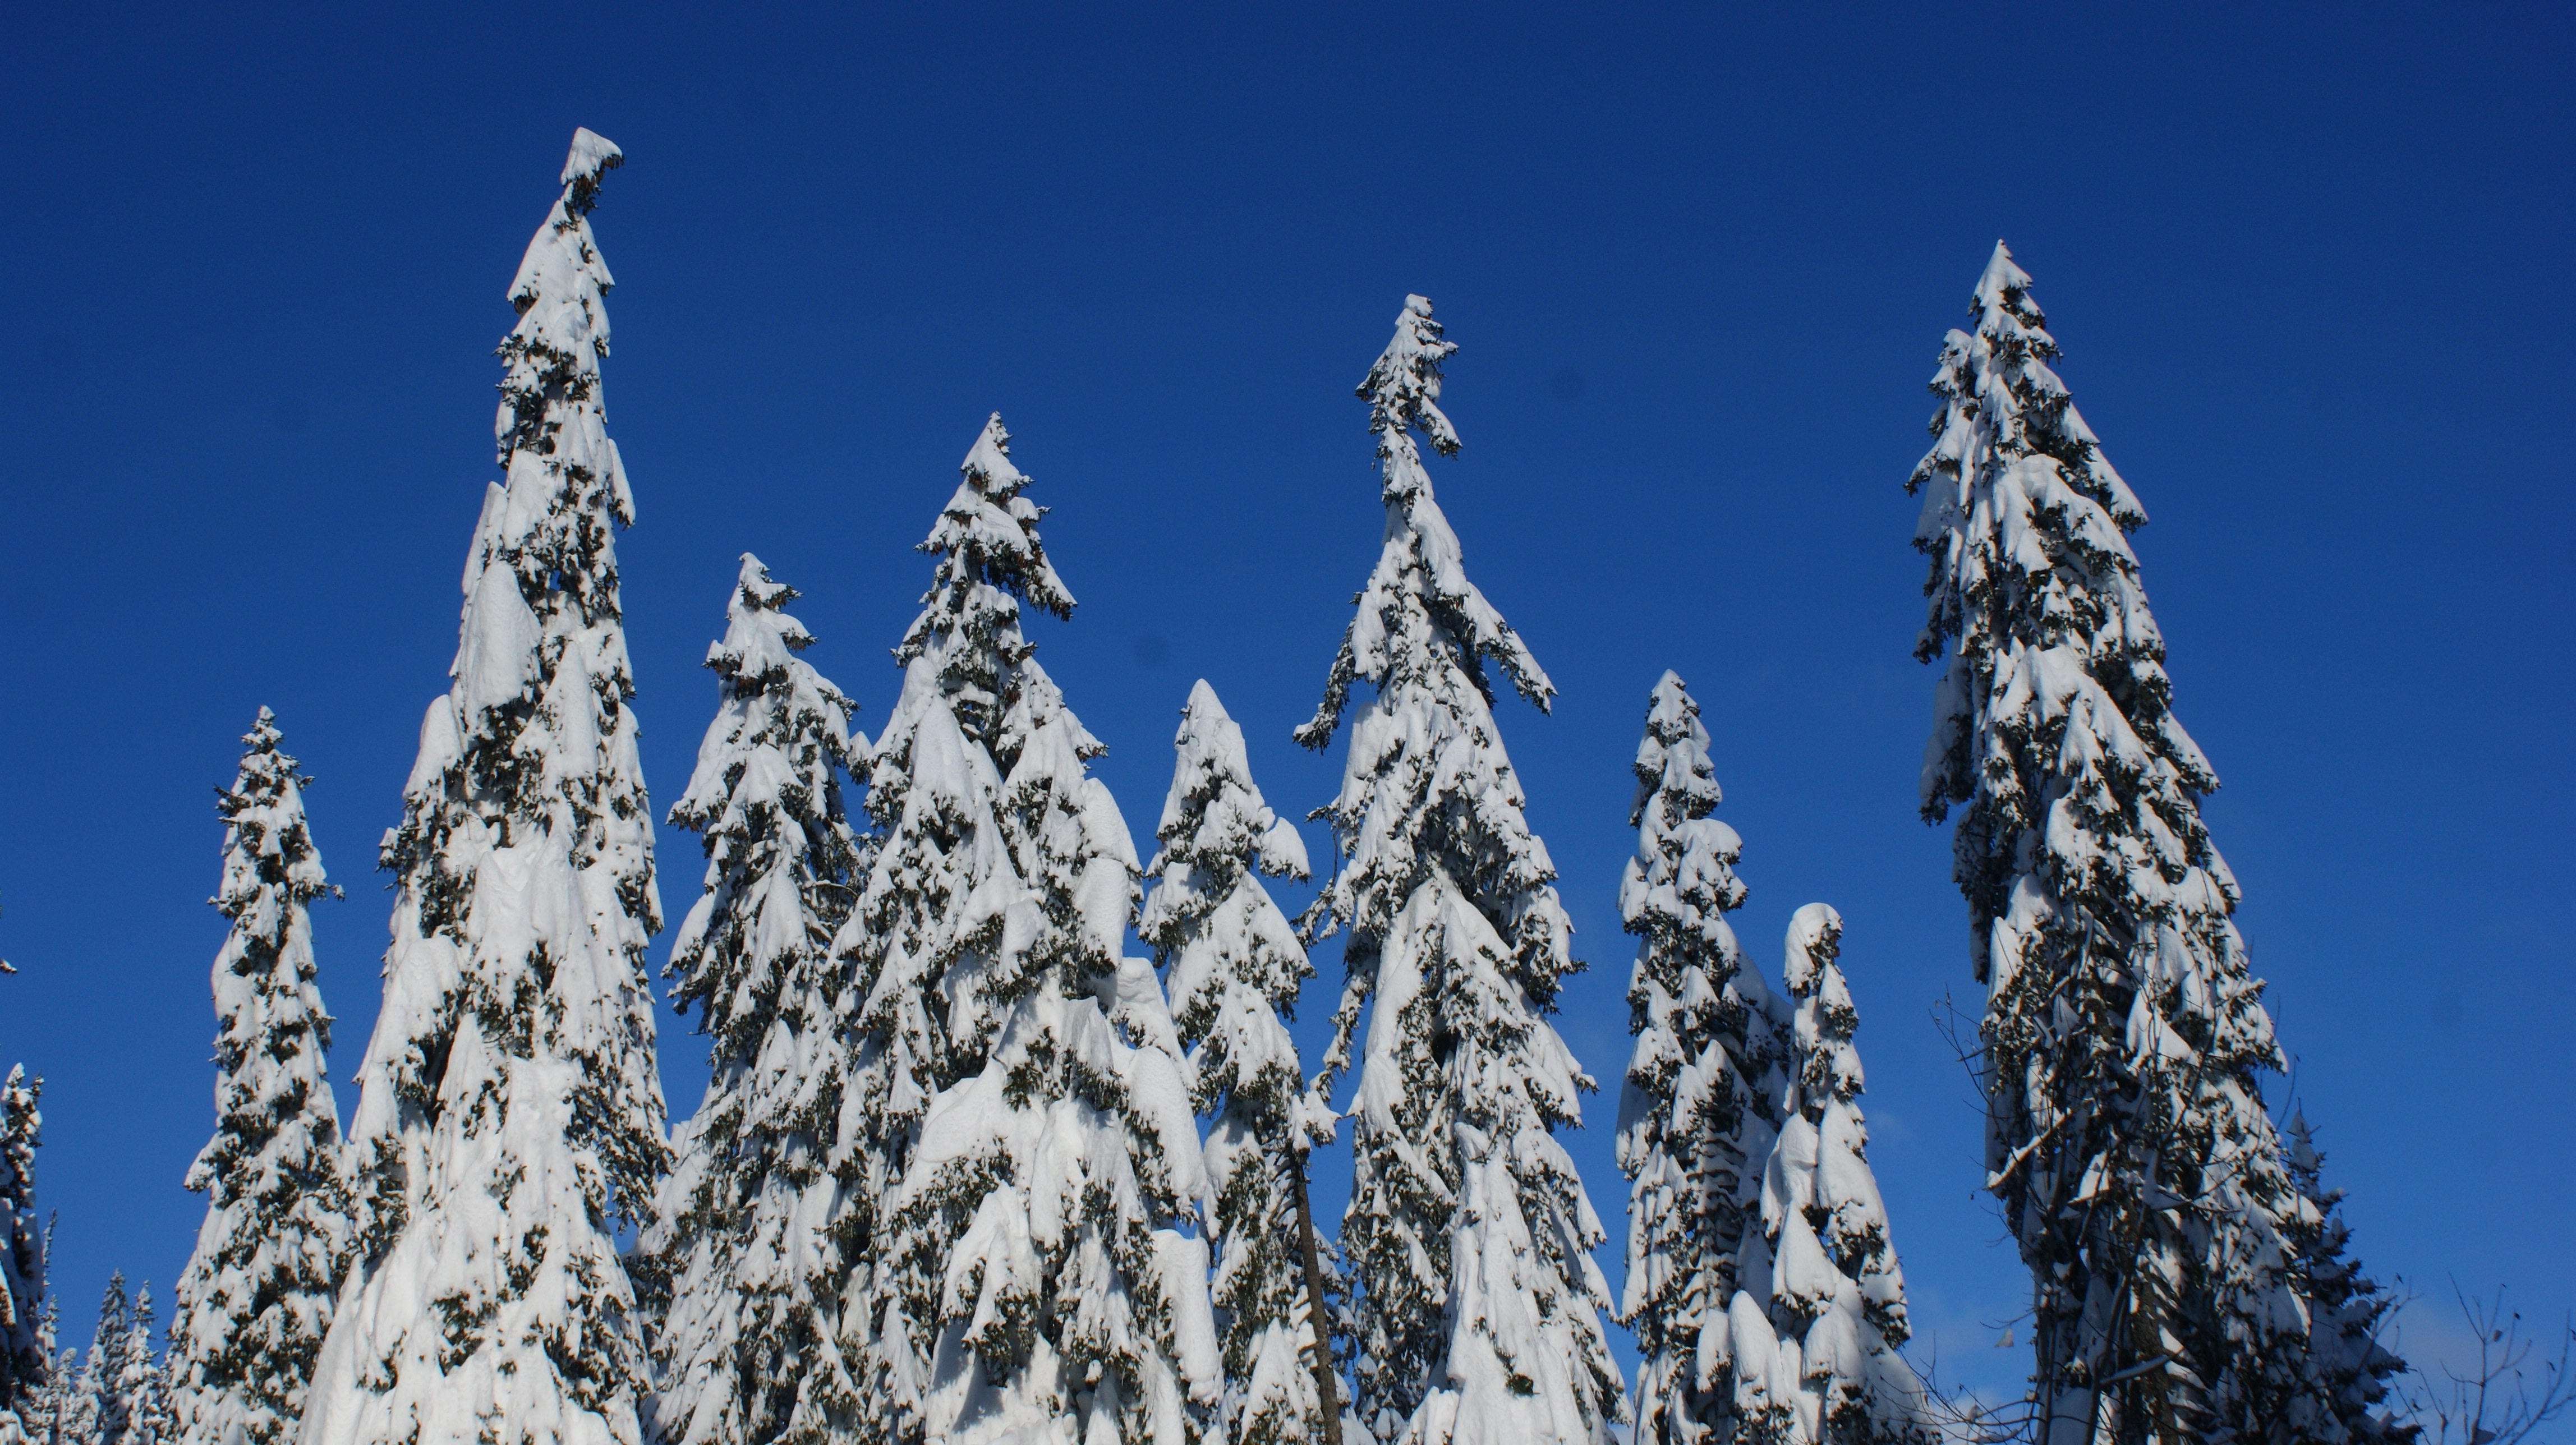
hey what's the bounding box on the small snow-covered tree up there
[1296,296,1622,1445]
[111,1291,168,1445]
[68,1278,131,1445]
[651,556,870,1445]
[1907,241,2366,1444]
[2211,1118,2409,1445]
[168,709,352,1445]
[868,415,1219,1445]
[1711,905,1931,1445]
[302,129,668,1445]
[1614,672,1787,1445]
[1140,680,1338,1445]
[0,1059,44,1439]
[19,1299,68,1445]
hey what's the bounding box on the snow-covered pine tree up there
[2211,1118,2408,1445]
[1709,905,1931,1445]
[0,1058,43,1441]
[69,1278,131,1445]
[19,1299,67,1445]
[1614,671,1787,1445]
[168,709,351,1445]
[1908,241,2356,1444]
[650,556,870,1445]
[1140,680,1339,1445]
[866,415,1219,1445]
[301,128,668,1445]
[111,1291,168,1445]
[1296,295,1621,1445]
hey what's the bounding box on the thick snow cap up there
[562,127,623,187]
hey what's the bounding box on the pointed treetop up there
[908,411,1075,631]
[1358,293,1460,458]
[1631,670,1723,829]
[560,128,623,210]
[703,553,827,692]
[1972,239,2030,314]
[1155,679,1309,880]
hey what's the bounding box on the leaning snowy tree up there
[1908,241,2375,1444]
[1140,680,1342,1445]
[168,709,353,1445]
[1709,905,1933,1445]
[1296,296,1622,1445]
[864,416,1219,1445]
[650,556,871,1445]
[1614,671,1787,1445]
[302,129,669,1445]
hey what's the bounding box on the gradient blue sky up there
[3,0,2568,1403]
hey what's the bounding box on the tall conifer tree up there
[302,130,668,1445]
[1141,680,1338,1445]
[651,556,869,1445]
[169,710,352,1445]
[1614,673,1784,1445]
[1297,296,1621,1445]
[1907,242,2371,1444]
[866,416,1218,1445]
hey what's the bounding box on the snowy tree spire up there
[1142,680,1339,1445]
[302,128,669,1445]
[168,710,352,1445]
[853,417,1218,1445]
[1299,297,1621,1445]
[1613,672,1786,1445]
[650,556,871,1445]
[1907,241,2372,1444]
[1708,906,1931,1445]
[0,1052,41,1442]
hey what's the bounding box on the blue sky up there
[3,0,2568,1404]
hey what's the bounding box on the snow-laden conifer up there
[19,1300,68,1445]
[111,1291,168,1445]
[302,129,668,1445]
[1297,296,1621,1445]
[861,416,1218,1445]
[1141,680,1340,1445]
[2211,1119,2408,1445]
[1908,242,2366,1443]
[0,1059,44,1441]
[67,1280,134,1445]
[1614,673,1786,1445]
[650,556,870,1445]
[168,710,351,1445]
[1708,906,1931,1445]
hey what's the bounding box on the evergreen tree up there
[867,415,1220,1445]
[650,556,870,1445]
[1296,296,1621,1445]
[0,1062,43,1441]
[2212,1119,2409,1445]
[1140,680,1340,1445]
[21,1300,69,1445]
[168,710,352,1445]
[1614,672,1786,1445]
[112,1291,168,1445]
[1907,241,2362,1444]
[1709,906,1931,1445]
[68,1279,129,1445]
[302,129,668,1445]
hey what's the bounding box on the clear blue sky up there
[3,0,2567,1403]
